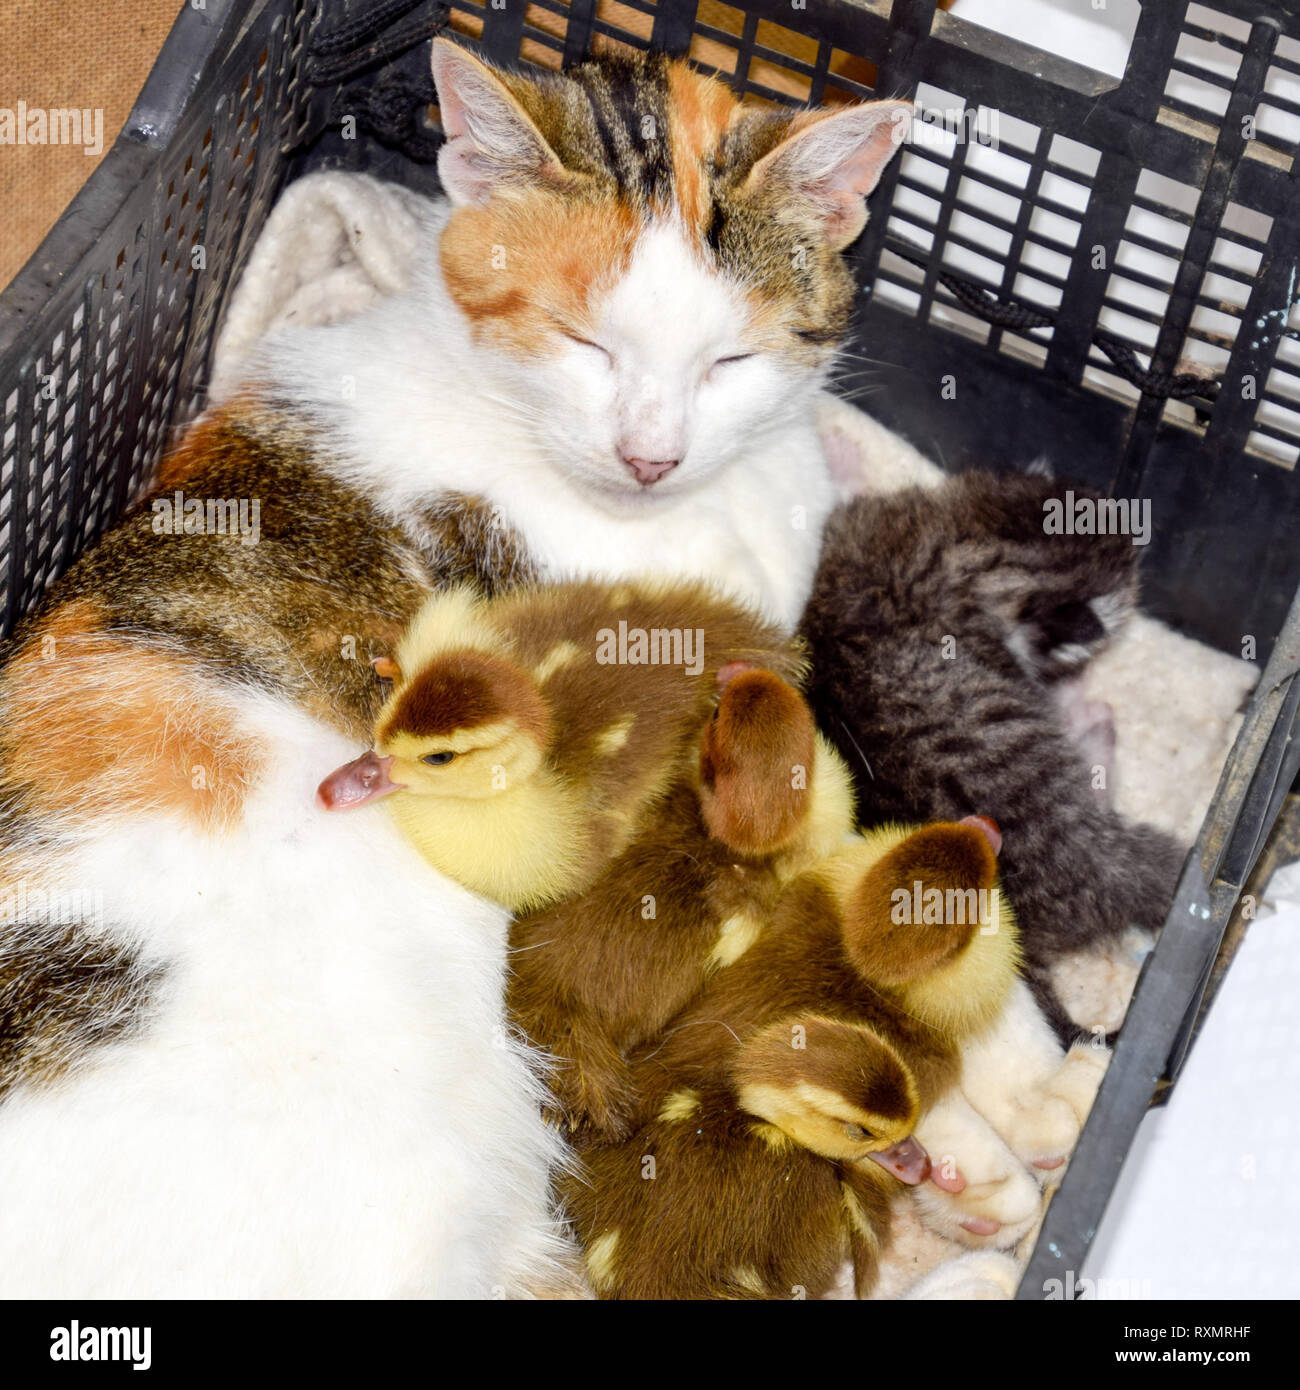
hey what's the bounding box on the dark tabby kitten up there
[800,470,1185,1044]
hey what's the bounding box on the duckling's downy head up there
[697,664,817,855]
[317,645,551,810]
[315,613,591,910]
[733,1016,928,1181]
[376,646,551,798]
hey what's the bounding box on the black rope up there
[889,237,1221,402]
[307,0,435,60]
[306,0,450,161]
[935,265,1054,334]
[1092,331,1219,402]
[338,71,443,161]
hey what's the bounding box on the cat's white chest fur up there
[471,431,831,629]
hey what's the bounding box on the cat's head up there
[431,40,909,504]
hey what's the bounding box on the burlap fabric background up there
[0,2,175,291]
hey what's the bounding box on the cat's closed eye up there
[706,353,755,382]
[559,329,612,365]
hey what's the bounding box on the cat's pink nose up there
[621,454,679,486]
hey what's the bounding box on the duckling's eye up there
[421,751,456,767]
[843,1122,872,1141]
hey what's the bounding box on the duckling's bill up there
[867,1135,930,1185]
[316,750,405,811]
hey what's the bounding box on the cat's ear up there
[432,39,568,206]
[747,100,912,249]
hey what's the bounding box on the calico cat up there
[0,45,910,1295]
[800,470,1186,1044]
[0,412,582,1297]
[232,39,912,630]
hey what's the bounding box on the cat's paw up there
[1046,1038,1110,1125]
[994,1100,1084,1174]
[988,1040,1111,1171]
[911,1093,1042,1247]
[902,1250,1022,1300]
[911,1165,1041,1249]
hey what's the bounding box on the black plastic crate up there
[1,0,1297,1297]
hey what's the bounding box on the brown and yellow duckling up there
[506,660,859,1140]
[572,1015,929,1300]
[563,813,1018,1299]
[315,578,802,912]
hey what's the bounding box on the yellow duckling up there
[316,580,802,913]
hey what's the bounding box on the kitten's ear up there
[747,100,912,249]
[432,39,568,206]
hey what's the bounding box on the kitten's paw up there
[1050,929,1151,1035]
[902,1250,1022,1301]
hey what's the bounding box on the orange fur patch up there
[1,598,263,834]
[440,197,639,356]
[666,63,739,234]
[154,397,258,490]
